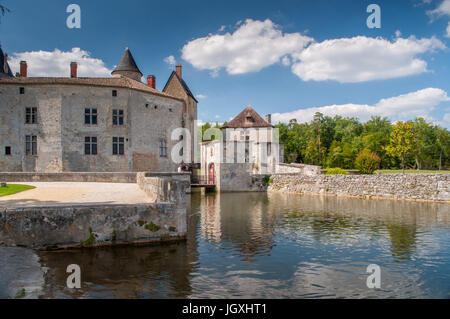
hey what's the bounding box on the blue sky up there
[1,0,450,127]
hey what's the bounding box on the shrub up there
[262,175,273,186]
[325,167,349,175]
[355,149,381,174]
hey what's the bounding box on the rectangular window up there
[112,90,117,97]
[25,135,37,155]
[25,107,37,124]
[84,137,97,155]
[5,146,11,155]
[112,109,124,126]
[85,108,97,125]
[112,137,124,155]
[267,143,272,156]
[159,140,168,157]
[19,87,25,94]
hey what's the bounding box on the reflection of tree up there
[284,210,384,242]
[386,224,417,262]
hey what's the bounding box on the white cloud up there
[9,48,112,77]
[181,19,444,83]
[446,22,450,37]
[291,36,445,83]
[181,18,313,75]
[272,88,450,127]
[195,94,207,99]
[164,55,176,68]
[281,56,291,66]
[428,0,450,17]
[395,30,402,38]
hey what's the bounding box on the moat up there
[1,192,450,298]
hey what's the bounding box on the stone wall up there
[0,172,190,249]
[0,84,184,172]
[276,163,322,176]
[0,203,186,249]
[216,163,267,192]
[137,172,191,204]
[0,172,137,183]
[269,173,450,202]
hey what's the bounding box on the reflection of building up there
[0,46,197,172]
[200,106,284,191]
[196,192,276,261]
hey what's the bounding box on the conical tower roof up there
[112,47,142,75]
[0,46,14,78]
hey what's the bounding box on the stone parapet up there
[269,173,450,202]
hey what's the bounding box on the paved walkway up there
[0,182,153,208]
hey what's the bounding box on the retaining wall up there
[269,173,450,202]
[0,172,137,183]
[275,163,322,176]
[0,172,190,249]
[0,203,186,249]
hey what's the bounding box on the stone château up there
[0,46,197,172]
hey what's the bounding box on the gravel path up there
[0,182,153,208]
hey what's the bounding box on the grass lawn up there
[0,184,36,197]
[375,170,450,174]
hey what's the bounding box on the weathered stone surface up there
[0,203,185,249]
[275,163,321,176]
[269,173,450,202]
[0,172,137,183]
[137,172,190,205]
[0,84,184,173]
[0,172,190,249]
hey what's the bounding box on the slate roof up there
[112,47,142,76]
[222,106,273,128]
[0,76,183,101]
[163,71,198,103]
[0,47,14,78]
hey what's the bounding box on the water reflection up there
[39,193,450,298]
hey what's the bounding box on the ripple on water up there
[28,192,450,298]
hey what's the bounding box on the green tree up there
[435,126,450,170]
[384,122,416,173]
[411,118,436,170]
[313,112,324,165]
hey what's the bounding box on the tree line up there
[274,113,450,171]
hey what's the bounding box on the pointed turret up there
[0,46,14,78]
[111,47,142,82]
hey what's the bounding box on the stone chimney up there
[20,61,27,77]
[265,114,272,124]
[176,64,182,79]
[147,75,156,89]
[70,62,77,78]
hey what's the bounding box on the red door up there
[208,163,215,184]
